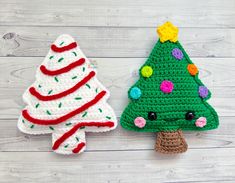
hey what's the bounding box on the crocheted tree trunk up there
[18,34,117,155]
[120,22,219,154]
[155,130,188,154]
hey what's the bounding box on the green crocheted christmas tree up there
[120,22,219,154]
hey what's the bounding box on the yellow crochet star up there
[157,22,178,43]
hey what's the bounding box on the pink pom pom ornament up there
[160,80,174,93]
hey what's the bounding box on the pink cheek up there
[195,117,207,127]
[134,117,146,128]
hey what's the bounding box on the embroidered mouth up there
[164,118,180,122]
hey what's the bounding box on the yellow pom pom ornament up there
[141,66,153,78]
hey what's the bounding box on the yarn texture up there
[141,66,153,78]
[18,34,117,155]
[120,22,219,153]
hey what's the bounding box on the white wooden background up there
[0,0,235,182]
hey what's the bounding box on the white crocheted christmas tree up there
[18,34,117,155]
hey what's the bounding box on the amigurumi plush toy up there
[120,22,219,154]
[18,34,117,155]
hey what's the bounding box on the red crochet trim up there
[51,42,77,52]
[72,142,86,153]
[29,71,95,101]
[52,121,115,150]
[40,58,85,76]
[22,91,106,125]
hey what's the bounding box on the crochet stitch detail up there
[157,21,178,43]
[18,34,117,155]
[141,66,153,78]
[120,22,219,154]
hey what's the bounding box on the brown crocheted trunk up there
[155,130,188,154]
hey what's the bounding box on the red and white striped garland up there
[40,58,85,76]
[22,91,106,125]
[29,71,95,101]
[18,34,117,155]
[52,121,115,152]
[51,42,77,52]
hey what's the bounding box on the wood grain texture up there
[0,57,234,119]
[1,27,235,57]
[0,149,235,183]
[1,0,235,28]
[0,116,233,152]
[0,0,235,182]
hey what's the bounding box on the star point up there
[157,22,179,43]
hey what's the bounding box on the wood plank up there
[1,0,235,28]
[0,116,233,152]
[0,149,235,183]
[0,1,234,182]
[1,27,235,57]
[0,57,234,119]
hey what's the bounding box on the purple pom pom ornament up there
[172,48,183,60]
[199,86,209,98]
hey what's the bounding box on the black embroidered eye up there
[148,112,157,121]
[185,111,195,120]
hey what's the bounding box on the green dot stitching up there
[86,84,91,89]
[54,77,59,82]
[35,103,40,108]
[72,52,77,56]
[75,97,82,100]
[82,111,88,117]
[58,102,62,108]
[46,110,52,115]
[64,144,69,148]
[106,116,111,120]
[48,90,53,95]
[58,57,64,63]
